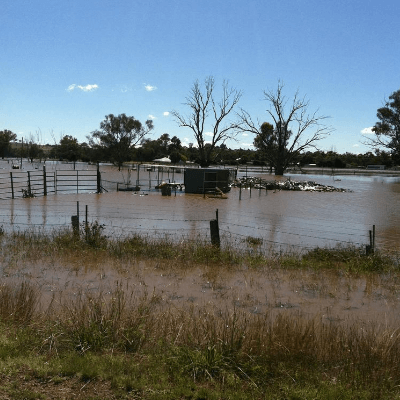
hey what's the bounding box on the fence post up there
[366,226,375,255]
[43,166,47,196]
[85,204,89,241]
[76,170,79,193]
[55,171,57,193]
[210,218,220,248]
[97,163,101,193]
[27,171,31,195]
[71,201,80,237]
[10,172,14,199]
[239,182,242,200]
[373,225,375,251]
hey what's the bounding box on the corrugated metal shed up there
[184,168,233,194]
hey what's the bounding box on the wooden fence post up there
[43,166,47,196]
[85,204,89,241]
[366,225,375,255]
[373,225,375,251]
[10,172,14,199]
[97,163,101,193]
[76,170,79,193]
[210,218,220,248]
[27,171,31,195]
[71,201,80,237]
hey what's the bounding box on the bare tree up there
[239,81,332,175]
[172,76,242,167]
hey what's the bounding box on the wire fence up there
[0,160,396,254]
[0,197,379,255]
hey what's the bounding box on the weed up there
[82,221,107,249]
[21,188,35,198]
[245,236,263,246]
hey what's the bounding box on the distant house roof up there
[153,157,171,163]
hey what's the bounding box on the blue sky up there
[2,0,399,154]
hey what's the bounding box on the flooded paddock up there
[1,160,400,330]
[1,160,400,253]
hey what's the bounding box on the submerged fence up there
[0,196,381,255]
[0,166,101,199]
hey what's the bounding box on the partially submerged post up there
[366,225,376,255]
[71,201,80,237]
[43,166,47,196]
[10,172,14,199]
[96,163,101,193]
[210,209,220,248]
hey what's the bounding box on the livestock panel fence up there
[0,166,101,199]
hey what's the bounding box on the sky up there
[2,0,400,154]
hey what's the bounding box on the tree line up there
[1,79,399,173]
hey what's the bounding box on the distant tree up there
[25,134,44,163]
[252,122,277,172]
[172,76,242,167]
[0,129,17,158]
[57,135,81,161]
[89,114,153,170]
[157,133,170,157]
[168,136,182,153]
[369,89,400,164]
[239,81,332,175]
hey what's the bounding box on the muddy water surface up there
[1,162,400,252]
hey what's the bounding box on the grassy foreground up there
[0,227,400,399]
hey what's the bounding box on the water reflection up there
[0,165,400,253]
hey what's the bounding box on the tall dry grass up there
[1,228,400,397]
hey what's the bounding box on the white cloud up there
[163,111,170,116]
[148,114,157,120]
[361,127,374,135]
[204,131,213,137]
[144,84,157,92]
[242,133,248,137]
[67,84,99,92]
[353,144,360,148]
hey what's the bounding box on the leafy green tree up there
[89,114,153,170]
[239,81,331,175]
[0,129,17,158]
[57,135,81,161]
[370,89,400,163]
[157,133,170,157]
[172,76,242,167]
[26,140,44,162]
[253,122,277,171]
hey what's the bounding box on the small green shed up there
[184,168,233,194]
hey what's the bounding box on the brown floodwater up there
[1,161,400,327]
[1,161,400,253]
[5,257,400,328]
